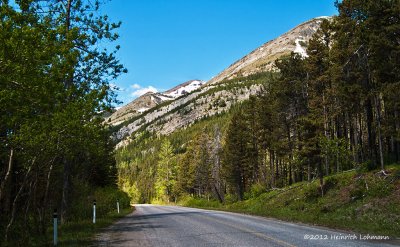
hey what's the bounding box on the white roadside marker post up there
[117,199,120,214]
[53,209,58,246]
[93,200,96,224]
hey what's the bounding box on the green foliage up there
[121,180,141,204]
[116,110,234,203]
[70,184,130,220]
[179,195,222,209]
[0,0,126,244]
[155,139,177,201]
[223,193,240,204]
[180,167,400,237]
[245,183,266,199]
[302,183,321,202]
[320,136,354,172]
[223,108,251,200]
[356,160,377,173]
[323,176,338,193]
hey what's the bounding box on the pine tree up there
[155,139,176,202]
[275,53,309,184]
[304,19,334,194]
[223,109,248,200]
[210,125,224,202]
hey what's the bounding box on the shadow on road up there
[95,210,210,246]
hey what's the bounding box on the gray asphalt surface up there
[95,204,398,247]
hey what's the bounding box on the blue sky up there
[102,0,337,105]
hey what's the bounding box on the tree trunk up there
[0,148,14,204]
[39,160,55,234]
[269,150,275,187]
[323,93,329,176]
[61,158,71,224]
[24,179,34,233]
[211,126,224,203]
[275,156,279,186]
[351,114,359,164]
[318,159,324,197]
[335,116,340,172]
[375,95,385,170]
[286,121,294,185]
[358,113,364,162]
[395,110,399,162]
[5,157,35,241]
[366,98,377,165]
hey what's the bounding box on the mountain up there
[110,17,328,148]
[106,80,204,126]
[208,17,330,84]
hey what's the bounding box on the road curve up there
[95,204,397,247]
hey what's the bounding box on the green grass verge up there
[1,185,134,247]
[179,165,400,237]
[2,207,134,247]
[53,207,134,246]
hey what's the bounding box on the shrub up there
[356,160,377,173]
[70,184,130,220]
[303,183,320,202]
[224,193,239,204]
[365,176,394,198]
[180,196,221,208]
[323,176,338,193]
[248,183,266,199]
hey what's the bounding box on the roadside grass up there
[51,186,134,246]
[179,165,400,237]
[54,207,133,247]
[3,207,134,247]
[1,186,133,247]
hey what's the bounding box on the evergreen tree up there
[155,139,176,202]
[223,109,248,200]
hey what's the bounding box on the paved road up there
[96,204,398,247]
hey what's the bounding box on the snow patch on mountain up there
[294,38,308,57]
[138,108,149,113]
[164,80,204,98]
[155,94,174,101]
[316,16,331,20]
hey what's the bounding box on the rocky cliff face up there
[110,17,328,148]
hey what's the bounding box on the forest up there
[116,0,400,204]
[0,0,129,244]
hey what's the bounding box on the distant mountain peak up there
[106,79,204,126]
[207,17,329,84]
[164,80,204,98]
[142,91,155,96]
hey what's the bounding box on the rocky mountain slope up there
[110,17,328,148]
[106,80,204,126]
[208,17,329,84]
